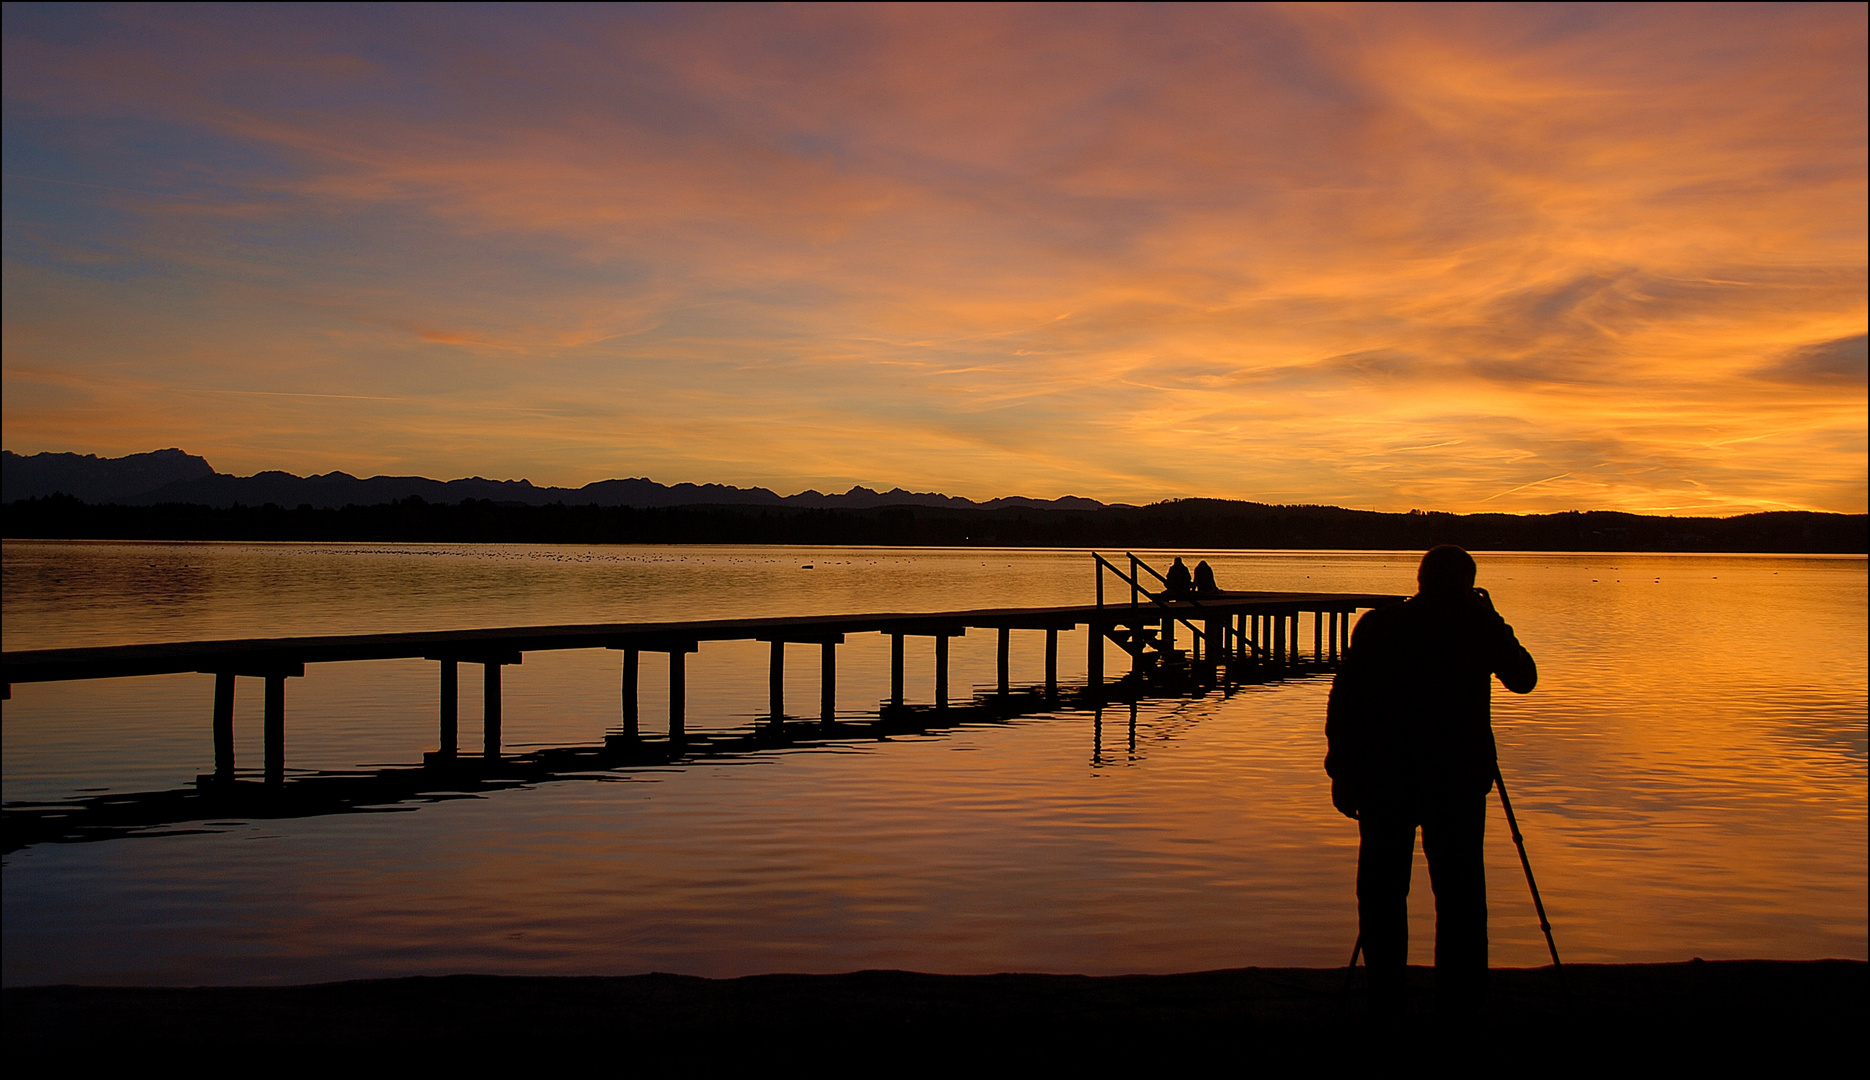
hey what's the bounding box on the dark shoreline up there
[6,961,1862,1054]
[5,495,1866,552]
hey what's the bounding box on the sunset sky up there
[3,3,1864,514]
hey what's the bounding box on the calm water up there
[2,542,1864,985]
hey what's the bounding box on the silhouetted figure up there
[1193,560,1219,597]
[1163,557,1192,599]
[1325,545,1537,1018]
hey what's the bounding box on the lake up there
[2,542,1864,985]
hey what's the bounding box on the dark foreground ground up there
[5,960,1862,1061]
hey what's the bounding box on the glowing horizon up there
[3,4,1864,515]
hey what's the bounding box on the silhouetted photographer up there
[1326,545,1537,1017]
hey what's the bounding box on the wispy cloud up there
[2,3,1863,512]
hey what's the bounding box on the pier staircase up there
[1102,622,1179,671]
[1093,552,1260,676]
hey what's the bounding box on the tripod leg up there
[1495,764,1571,1007]
[1335,935,1363,1019]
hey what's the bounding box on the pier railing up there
[1093,552,1264,667]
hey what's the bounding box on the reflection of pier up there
[1,553,1400,797]
[0,683,1013,852]
[3,675,1311,854]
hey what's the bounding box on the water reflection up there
[5,667,1329,855]
[2,545,1862,985]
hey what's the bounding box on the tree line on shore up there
[3,493,1863,552]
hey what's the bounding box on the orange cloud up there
[2,3,1863,512]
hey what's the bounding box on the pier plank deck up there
[2,586,1404,835]
[2,591,1401,685]
[2,588,1401,786]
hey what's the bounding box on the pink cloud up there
[2,4,1863,512]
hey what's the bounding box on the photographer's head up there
[1417,544,1477,597]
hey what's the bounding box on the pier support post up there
[1045,628,1058,700]
[997,627,1010,697]
[264,674,285,786]
[484,661,502,760]
[669,649,686,745]
[213,672,235,783]
[1087,624,1104,696]
[1272,615,1286,673]
[769,640,785,724]
[821,642,836,726]
[1315,611,1323,663]
[440,660,459,759]
[935,634,950,710]
[1162,615,1174,658]
[622,649,639,739]
[1329,610,1339,663]
[891,634,905,709]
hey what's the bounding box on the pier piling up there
[998,627,1010,697]
[891,634,905,710]
[622,649,638,739]
[212,672,235,783]
[264,674,285,786]
[821,641,835,726]
[439,660,459,758]
[1046,628,1058,700]
[769,640,785,723]
[484,661,502,759]
[935,634,949,710]
[669,649,685,744]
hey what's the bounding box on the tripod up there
[1339,764,1565,1005]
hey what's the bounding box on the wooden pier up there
[1,554,1401,788]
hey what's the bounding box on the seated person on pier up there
[1162,557,1193,599]
[1193,560,1220,597]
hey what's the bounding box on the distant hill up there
[3,494,1863,552]
[0,449,1107,512]
[5,449,1863,553]
[0,449,216,504]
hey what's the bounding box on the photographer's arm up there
[1476,589,1538,695]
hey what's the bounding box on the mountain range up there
[7,449,1862,553]
[1,449,1110,512]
